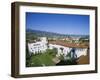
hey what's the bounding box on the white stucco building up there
[28,37,48,55]
[49,44,72,57]
[28,37,88,58]
[49,44,88,58]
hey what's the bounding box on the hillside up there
[26,29,89,39]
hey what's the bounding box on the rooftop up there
[49,40,89,48]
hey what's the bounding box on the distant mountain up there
[26,29,89,39]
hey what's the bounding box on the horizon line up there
[26,28,89,36]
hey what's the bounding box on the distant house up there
[28,37,88,59]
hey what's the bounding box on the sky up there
[26,12,89,35]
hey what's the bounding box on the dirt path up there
[52,57,60,64]
[77,55,89,64]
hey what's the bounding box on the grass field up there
[30,53,55,67]
[26,49,57,67]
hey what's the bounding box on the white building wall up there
[49,44,72,56]
[75,48,87,58]
[28,37,88,57]
[49,44,88,58]
[28,37,48,55]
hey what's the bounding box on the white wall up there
[0,0,100,80]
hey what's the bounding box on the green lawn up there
[26,49,57,67]
[30,53,55,67]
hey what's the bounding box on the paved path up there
[52,57,60,64]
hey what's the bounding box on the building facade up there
[28,37,48,55]
[28,37,88,58]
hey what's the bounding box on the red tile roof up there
[49,40,89,48]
